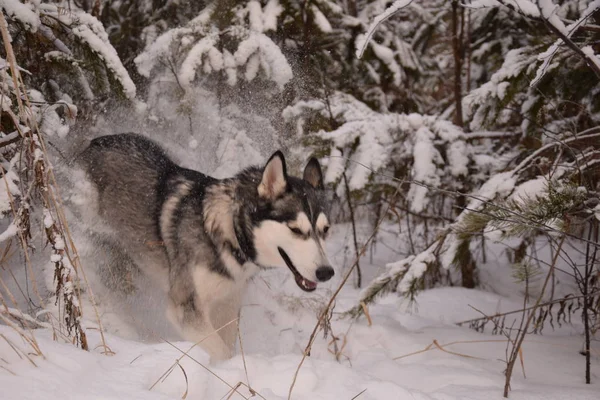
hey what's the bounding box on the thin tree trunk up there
[466,10,472,93]
[451,0,464,127]
[343,173,362,288]
[583,220,598,384]
[346,0,358,17]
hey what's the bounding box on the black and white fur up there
[77,133,333,361]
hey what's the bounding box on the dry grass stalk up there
[0,364,16,375]
[0,11,110,354]
[150,318,243,393]
[350,388,367,400]
[360,302,372,326]
[160,337,251,400]
[0,327,40,365]
[175,360,189,399]
[504,236,566,397]
[237,322,258,397]
[394,339,489,361]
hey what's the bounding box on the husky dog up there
[77,133,334,361]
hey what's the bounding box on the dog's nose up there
[315,266,334,282]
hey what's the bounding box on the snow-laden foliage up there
[350,125,600,313]
[134,1,292,92]
[0,0,142,351]
[3,0,135,104]
[0,46,88,348]
[284,91,515,216]
[0,0,600,390]
[348,0,450,113]
[464,0,600,135]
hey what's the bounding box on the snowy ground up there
[1,222,599,400]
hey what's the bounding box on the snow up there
[1,122,598,399]
[464,48,538,131]
[234,32,293,89]
[323,148,345,185]
[0,221,17,243]
[37,8,137,100]
[395,248,436,293]
[311,5,333,33]
[581,45,600,71]
[370,41,402,86]
[43,208,54,229]
[3,2,600,399]
[319,116,393,191]
[467,171,516,209]
[537,0,568,36]
[136,6,291,91]
[2,223,599,400]
[407,126,442,213]
[248,1,264,32]
[0,166,20,214]
[286,92,485,210]
[40,106,71,138]
[135,28,188,77]
[0,0,40,31]
[178,36,219,87]
[530,0,600,87]
[356,0,414,59]
[510,176,549,203]
[262,0,283,32]
[447,140,469,177]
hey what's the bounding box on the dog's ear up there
[258,151,288,199]
[303,157,324,190]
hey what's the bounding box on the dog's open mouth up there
[277,247,317,292]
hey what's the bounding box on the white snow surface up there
[2,222,599,400]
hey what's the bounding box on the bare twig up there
[504,235,565,397]
[455,291,600,327]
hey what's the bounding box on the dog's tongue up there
[295,275,317,291]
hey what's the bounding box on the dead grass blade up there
[360,302,372,326]
[175,360,189,399]
[0,333,38,366]
[431,339,485,360]
[0,312,43,357]
[518,347,526,379]
[159,338,249,400]
[222,382,244,400]
[0,365,16,375]
[350,388,367,400]
[237,322,261,398]
[393,339,509,361]
[149,318,240,391]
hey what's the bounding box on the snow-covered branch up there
[355,0,414,59]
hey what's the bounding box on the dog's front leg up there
[211,292,243,350]
[166,293,233,362]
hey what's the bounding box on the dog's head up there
[248,151,333,292]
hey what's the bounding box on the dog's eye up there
[323,226,330,234]
[289,227,304,235]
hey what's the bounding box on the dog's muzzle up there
[315,266,334,282]
[278,247,318,292]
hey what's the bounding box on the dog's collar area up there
[277,247,317,292]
